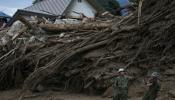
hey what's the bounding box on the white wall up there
[66,0,97,18]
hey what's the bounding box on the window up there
[78,0,82,2]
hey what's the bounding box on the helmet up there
[118,68,125,72]
[151,72,159,77]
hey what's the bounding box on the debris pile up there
[0,0,175,99]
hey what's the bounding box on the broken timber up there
[39,22,112,31]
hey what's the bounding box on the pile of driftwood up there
[0,0,175,97]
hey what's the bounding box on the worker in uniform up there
[112,68,133,100]
[142,72,161,100]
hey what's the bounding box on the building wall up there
[66,0,97,18]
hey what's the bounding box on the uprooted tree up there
[0,0,175,97]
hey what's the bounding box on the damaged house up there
[12,0,119,21]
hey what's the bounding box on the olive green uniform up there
[142,78,161,100]
[113,76,129,100]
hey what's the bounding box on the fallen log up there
[39,21,112,31]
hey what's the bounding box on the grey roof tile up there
[24,0,72,16]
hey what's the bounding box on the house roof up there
[21,0,118,17]
[9,9,58,26]
[11,0,119,25]
[24,0,72,16]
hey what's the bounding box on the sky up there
[0,0,33,16]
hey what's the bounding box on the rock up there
[168,89,175,98]
[28,36,36,43]
[0,36,10,46]
[7,21,25,36]
[59,33,66,38]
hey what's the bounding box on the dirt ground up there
[0,89,142,100]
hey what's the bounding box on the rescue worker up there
[142,72,161,100]
[112,68,133,100]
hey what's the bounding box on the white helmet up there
[118,68,125,72]
[151,72,158,77]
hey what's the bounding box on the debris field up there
[0,0,175,99]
